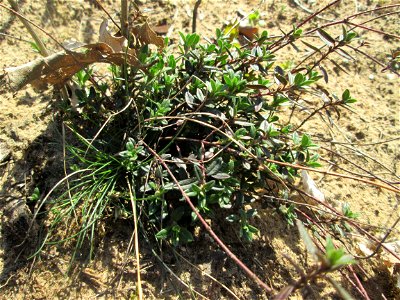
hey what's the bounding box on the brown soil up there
[0,1,399,299]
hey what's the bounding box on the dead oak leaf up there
[99,19,127,53]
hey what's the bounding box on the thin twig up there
[0,3,65,51]
[92,0,121,30]
[268,158,400,193]
[150,249,209,299]
[84,98,134,156]
[318,136,400,146]
[0,32,33,43]
[171,249,241,300]
[7,0,49,56]
[347,44,400,76]
[345,21,400,40]
[349,4,400,19]
[192,0,202,33]
[270,0,342,52]
[120,0,129,39]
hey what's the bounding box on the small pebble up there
[368,74,375,80]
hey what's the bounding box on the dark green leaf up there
[274,73,288,86]
[179,227,194,243]
[342,89,350,101]
[316,28,335,47]
[171,206,186,221]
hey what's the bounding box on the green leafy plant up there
[28,187,40,202]
[248,10,260,26]
[4,1,398,298]
[40,27,344,260]
[40,21,362,262]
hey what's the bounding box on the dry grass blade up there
[127,179,143,300]
[6,0,49,56]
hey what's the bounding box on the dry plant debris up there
[0,15,163,93]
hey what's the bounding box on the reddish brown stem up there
[345,21,400,40]
[142,141,274,294]
[348,265,371,300]
[349,4,400,19]
[270,0,342,52]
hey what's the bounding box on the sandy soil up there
[0,0,399,299]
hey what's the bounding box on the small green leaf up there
[226,214,239,222]
[274,73,288,86]
[30,42,41,53]
[29,187,40,202]
[155,228,169,240]
[301,134,311,148]
[168,55,176,69]
[294,73,305,87]
[179,227,194,243]
[301,40,320,52]
[292,132,300,144]
[171,206,186,222]
[335,48,355,61]
[342,89,350,101]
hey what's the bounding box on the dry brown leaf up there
[381,241,400,266]
[1,10,164,94]
[153,24,171,35]
[239,26,259,40]
[131,22,164,48]
[99,19,127,53]
[1,43,140,92]
[356,238,400,284]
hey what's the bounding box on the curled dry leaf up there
[131,21,164,48]
[99,19,127,53]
